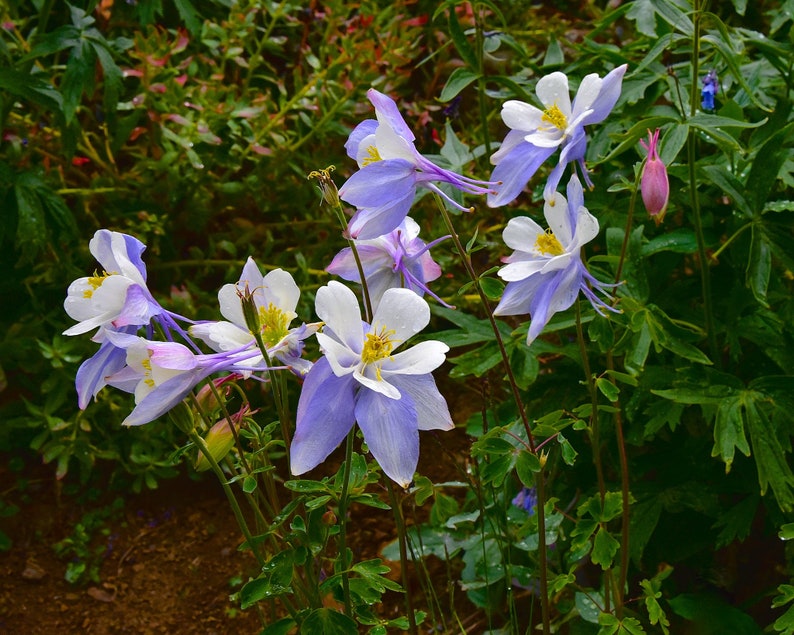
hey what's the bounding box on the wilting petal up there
[291,357,357,475]
[355,387,419,487]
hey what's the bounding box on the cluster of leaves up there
[2,0,794,633]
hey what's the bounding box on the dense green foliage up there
[2,0,794,633]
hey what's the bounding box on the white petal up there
[524,130,564,148]
[316,331,359,376]
[535,72,572,115]
[262,268,300,316]
[571,74,602,116]
[573,206,600,247]
[498,259,547,282]
[380,340,449,376]
[315,282,364,353]
[354,366,401,399]
[501,100,544,132]
[544,192,574,247]
[218,282,246,327]
[190,321,252,352]
[369,288,430,348]
[502,216,544,252]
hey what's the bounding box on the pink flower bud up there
[639,129,669,224]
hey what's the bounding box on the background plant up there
[1,0,793,634]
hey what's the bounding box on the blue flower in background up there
[512,486,538,515]
[701,70,719,110]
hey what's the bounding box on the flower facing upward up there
[639,128,669,223]
[338,88,496,239]
[325,217,447,311]
[493,175,617,344]
[488,64,627,207]
[189,258,319,376]
[290,282,453,487]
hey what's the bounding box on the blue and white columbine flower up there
[63,229,165,336]
[104,333,266,427]
[326,217,448,311]
[339,88,495,239]
[488,64,627,207]
[190,258,319,376]
[290,282,453,487]
[493,175,616,345]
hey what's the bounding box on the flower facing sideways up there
[326,217,447,311]
[190,258,319,376]
[339,88,495,239]
[63,229,165,336]
[290,282,453,488]
[488,64,627,207]
[493,175,617,344]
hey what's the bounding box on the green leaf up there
[0,69,63,114]
[713,495,758,549]
[779,523,794,541]
[479,276,504,301]
[669,593,763,634]
[711,395,751,471]
[61,40,97,123]
[596,378,620,402]
[240,550,294,608]
[300,608,357,635]
[515,450,541,487]
[173,0,203,34]
[745,400,794,512]
[440,67,481,102]
[446,6,478,69]
[591,526,620,569]
[629,498,662,565]
[746,224,771,307]
[558,433,578,466]
[262,617,297,635]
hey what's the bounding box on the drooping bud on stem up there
[639,129,669,224]
[238,282,261,335]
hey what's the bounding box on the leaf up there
[629,497,662,565]
[596,378,620,402]
[591,526,620,569]
[711,395,751,471]
[446,6,478,69]
[61,40,97,124]
[779,523,794,541]
[240,550,294,608]
[713,495,758,549]
[515,450,541,487]
[440,67,481,102]
[746,224,771,307]
[300,608,357,635]
[745,399,794,512]
[173,0,203,35]
[0,69,63,114]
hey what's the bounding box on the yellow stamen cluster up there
[541,103,568,131]
[258,303,291,347]
[535,229,565,256]
[362,326,397,380]
[362,145,382,166]
[141,357,155,388]
[83,270,115,299]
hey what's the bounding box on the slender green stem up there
[433,196,550,634]
[387,481,417,635]
[336,429,356,618]
[689,1,720,365]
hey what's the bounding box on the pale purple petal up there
[75,339,128,409]
[291,357,357,475]
[580,64,627,126]
[487,141,556,207]
[387,374,453,431]
[355,387,419,488]
[122,371,204,426]
[345,119,378,160]
[368,88,416,143]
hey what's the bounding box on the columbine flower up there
[639,128,669,223]
[63,230,165,336]
[326,217,448,310]
[104,333,263,426]
[493,175,617,345]
[290,282,453,487]
[189,258,319,376]
[512,486,537,515]
[488,64,627,207]
[338,88,495,239]
[701,69,719,111]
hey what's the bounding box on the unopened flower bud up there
[238,282,261,335]
[195,416,238,471]
[639,129,669,224]
[169,401,196,434]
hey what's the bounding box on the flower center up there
[257,303,291,347]
[362,145,382,166]
[535,229,564,256]
[83,270,116,299]
[361,325,396,366]
[141,357,155,388]
[541,103,568,131]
